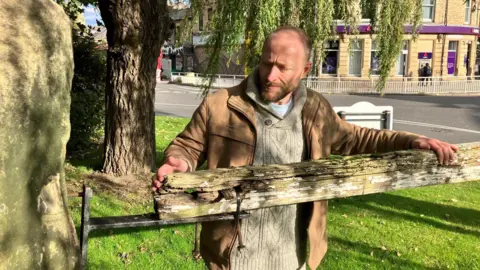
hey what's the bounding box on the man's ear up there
[303,61,313,78]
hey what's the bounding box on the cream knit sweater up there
[230,72,308,270]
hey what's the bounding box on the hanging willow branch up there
[175,0,423,95]
[372,0,423,91]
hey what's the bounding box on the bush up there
[67,30,106,153]
[161,72,171,81]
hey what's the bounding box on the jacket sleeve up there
[328,103,423,156]
[163,97,209,171]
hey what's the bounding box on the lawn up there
[66,116,480,270]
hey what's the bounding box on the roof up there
[89,26,107,41]
[170,8,189,22]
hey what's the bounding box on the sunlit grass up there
[66,116,480,270]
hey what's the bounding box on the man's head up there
[258,26,313,103]
[426,63,430,67]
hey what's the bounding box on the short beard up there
[261,81,299,103]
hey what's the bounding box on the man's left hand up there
[411,137,458,165]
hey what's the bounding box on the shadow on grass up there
[76,223,193,240]
[324,236,438,270]
[359,193,480,228]
[67,141,168,172]
[67,143,104,170]
[154,110,189,118]
[335,195,480,238]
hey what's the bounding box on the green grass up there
[67,116,480,270]
[322,184,480,270]
[154,116,191,166]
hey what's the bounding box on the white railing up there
[170,72,480,95]
[304,77,480,95]
[171,72,246,89]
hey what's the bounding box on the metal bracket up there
[79,185,249,269]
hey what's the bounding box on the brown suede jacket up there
[164,77,422,270]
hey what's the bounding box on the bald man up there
[153,26,457,270]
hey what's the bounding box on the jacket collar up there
[226,78,256,127]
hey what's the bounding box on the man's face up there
[258,32,312,103]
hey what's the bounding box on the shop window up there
[199,12,204,31]
[422,0,435,21]
[321,41,339,75]
[371,41,380,75]
[208,8,213,22]
[396,41,409,76]
[349,40,363,76]
[448,41,458,76]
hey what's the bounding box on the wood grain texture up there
[155,142,480,220]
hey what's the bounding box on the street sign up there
[418,52,433,59]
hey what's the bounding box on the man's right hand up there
[152,156,189,192]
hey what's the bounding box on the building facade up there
[322,0,480,79]
[166,0,480,79]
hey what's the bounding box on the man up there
[423,63,433,86]
[152,27,457,270]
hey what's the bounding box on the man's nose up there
[267,66,280,82]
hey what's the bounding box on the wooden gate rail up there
[154,142,480,220]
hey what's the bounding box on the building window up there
[422,0,435,21]
[361,1,374,22]
[208,8,213,22]
[396,41,409,76]
[448,41,458,75]
[321,41,339,75]
[465,0,472,24]
[349,40,363,76]
[334,5,341,20]
[370,41,380,75]
[199,12,204,31]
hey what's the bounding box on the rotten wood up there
[154,142,480,220]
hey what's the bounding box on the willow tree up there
[177,0,422,93]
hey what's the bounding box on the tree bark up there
[155,142,480,220]
[99,0,171,176]
[0,1,77,268]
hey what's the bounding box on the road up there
[155,82,480,144]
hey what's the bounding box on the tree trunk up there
[99,0,171,176]
[154,142,480,220]
[0,1,78,268]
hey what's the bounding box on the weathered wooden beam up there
[154,142,480,220]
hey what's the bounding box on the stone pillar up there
[0,0,77,269]
[408,38,419,78]
[338,38,350,77]
[469,38,477,77]
[432,37,445,77]
[362,38,372,78]
[457,40,467,77]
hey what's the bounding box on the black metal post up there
[337,111,346,120]
[383,110,392,130]
[78,185,249,269]
[80,185,92,269]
